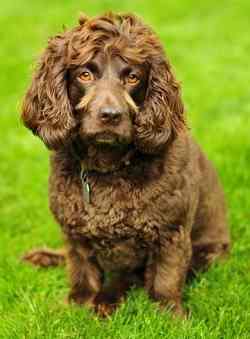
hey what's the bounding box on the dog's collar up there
[70,142,135,204]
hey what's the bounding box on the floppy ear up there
[21,34,76,149]
[134,58,186,154]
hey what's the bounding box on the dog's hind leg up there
[189,178,230,278]
[22,248,65,267]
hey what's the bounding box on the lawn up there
[0,0,250,338]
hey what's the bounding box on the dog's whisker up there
[123,91,138,115]
[75,87,96,111]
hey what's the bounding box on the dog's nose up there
[98,107,122,125]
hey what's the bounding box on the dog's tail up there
[22,248,65,268]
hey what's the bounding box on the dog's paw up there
[158,299,188,319]
[93,291,121,317]
[22,248,65,267]
[67,290,97,311]
[67,291,117,317]
[95,302,117,317]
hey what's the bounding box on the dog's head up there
[22,13,186,154]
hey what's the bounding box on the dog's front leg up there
[67,239,103,310]
[145,226,192,317]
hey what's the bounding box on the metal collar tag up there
[80,169,91,204]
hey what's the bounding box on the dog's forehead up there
[90,52,127,68]
[89,51,147,76]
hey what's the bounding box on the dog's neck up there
[67,140,165,204]
[69,140,165,178]
[70,141,136,174]
[82,145,136,174]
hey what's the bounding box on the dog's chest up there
[54,167,187,266]
[80,175,165,243]
[66,176,163,271]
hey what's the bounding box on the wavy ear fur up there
[134,58,186,154]
[21,34,76,149]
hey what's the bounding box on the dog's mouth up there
[95,132,119,145]
[85,131,132,148]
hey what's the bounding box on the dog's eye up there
[126,73,140,85]
[78,71,94,82]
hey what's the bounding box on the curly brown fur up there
[22,12,230,317]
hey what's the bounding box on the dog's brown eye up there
[78,71,94,82]
[126,73,140,85]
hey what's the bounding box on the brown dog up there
[22,12,230,317]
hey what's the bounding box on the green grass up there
[1,0,250,338]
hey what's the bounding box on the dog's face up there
[22,13,186,154]
[68,52,148,148]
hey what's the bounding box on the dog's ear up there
[134,58,186,154]
[21,34,76,149]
